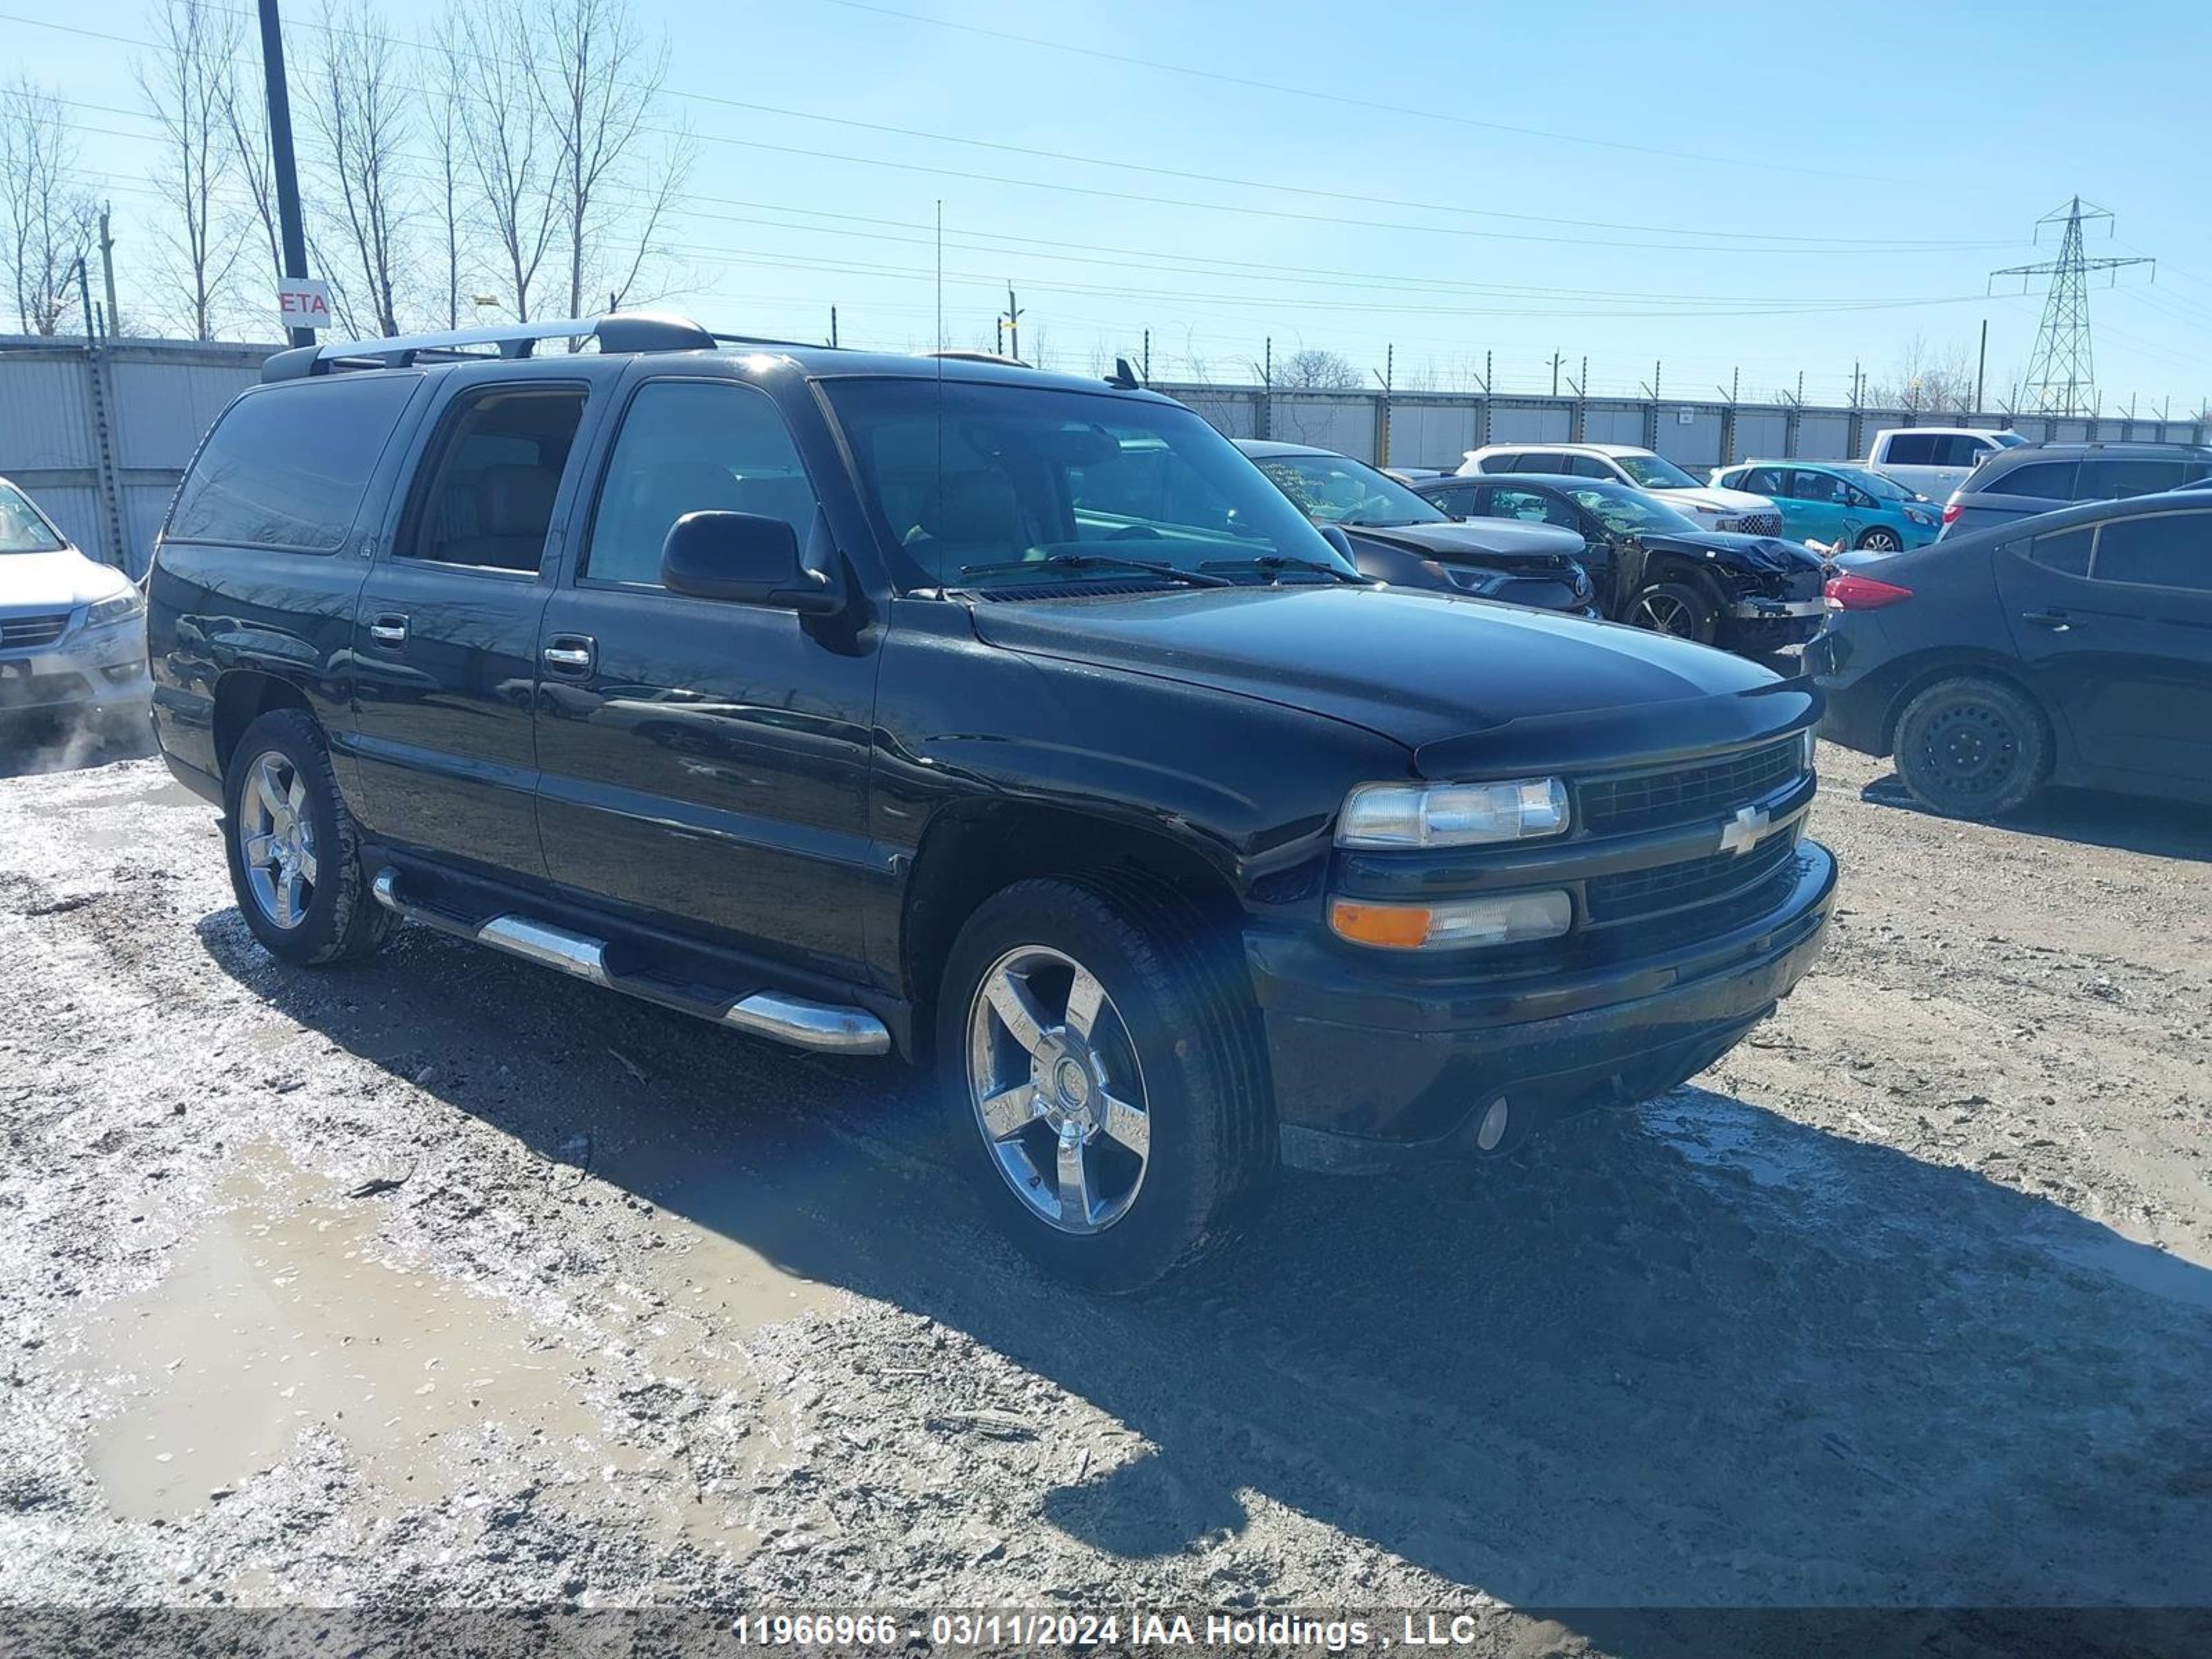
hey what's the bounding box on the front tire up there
[222,708,395,966]
[1891,675,2048,820]
[936,874,1277,1293]
[1626,580,1718,644]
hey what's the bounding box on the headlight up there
[1337,777,1569,848]
[1330,890,1573,951]
[1905,509,1934,527]
[84,591,143,628]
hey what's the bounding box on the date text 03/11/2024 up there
[727,1611,1503,1649]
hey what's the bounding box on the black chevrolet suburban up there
[147,314,1836,1292]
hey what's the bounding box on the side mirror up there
[1318,524,1357,561]
[661,512,843,615]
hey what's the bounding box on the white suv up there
[1460,442,1781,534]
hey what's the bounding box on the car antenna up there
[1105,355,1143,390]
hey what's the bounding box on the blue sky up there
[15,0,2212,409]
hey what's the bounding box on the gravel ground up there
[1,726,2209,1654]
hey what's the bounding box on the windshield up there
[822,379,1358,590]
[1249,452,1449,528]
[1990,431,2029,449]
[0,483,64,553]
[1613,451,1703,489]
[1567,484,1705,538]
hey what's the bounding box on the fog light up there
[1329,889,1573,951]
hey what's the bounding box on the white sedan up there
[0,476,147,733]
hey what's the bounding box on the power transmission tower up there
[1989,197,2151,418]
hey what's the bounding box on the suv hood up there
[1345,519,1584,568]
[0,546,129,610]
[966,585,1799,760]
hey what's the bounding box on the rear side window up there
[2092,512,2212,592]
[1514,451,1566,473]
[1740,467,1786,495]
[1993,460,2078,500]
[2078,458,2188,500]
[167,377,417,551]
[403,386,586,572]
[2027,527,2092,576]
[1477,451,1524,473]
[1882,433,1936,466]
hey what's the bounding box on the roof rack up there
[261,311,724,382]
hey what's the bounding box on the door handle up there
[367,613,408,648]
[2020,609,2074,632]
[541,635,597,675]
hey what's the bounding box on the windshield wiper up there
[957,552,1232,588]
[1200,554,1370,585]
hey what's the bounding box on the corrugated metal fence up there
[0,335,270,576]
[1158,382,2211,474]
[3,338,2206,574]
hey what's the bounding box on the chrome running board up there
[371,869,890,1056]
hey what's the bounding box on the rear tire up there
[1891,675,2047,820]
[936,874,1277,1294]
[222,708,395,966]
[1626,580,1718,644]
[1856,525,1903,553]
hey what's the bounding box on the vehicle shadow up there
[197,913,2212,1640]
[0,709,156,781]
[1859,770,2212,863]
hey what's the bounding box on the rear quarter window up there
[1990,460,2078,500]
[167,375,419,551]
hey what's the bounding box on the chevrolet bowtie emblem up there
[1718,803,1772,856]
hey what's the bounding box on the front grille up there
[1586,830,1799,925]
[1731,512,1783,536]
[1580,738,1802,838]
[0,612,70,650]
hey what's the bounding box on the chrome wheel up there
[966,944,1150,1235]
[238,749,318,930]
[1630,590,1696,636]
[1859,527,1902,552]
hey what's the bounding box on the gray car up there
[1940,441,2212,538]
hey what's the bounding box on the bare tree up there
[420,30,469,329]
[1868,331,1978,413]
[222,57,285,306]
[301,0,410,336]
[448,0,559,321]
[138,0,246,339]
[1241,346,1362,390]
[528,0,689,319]
[0,78,98,335]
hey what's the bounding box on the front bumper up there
[1247,840,1836,1170]
[0,626,149,717]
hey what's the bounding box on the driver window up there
[584,382,820,588]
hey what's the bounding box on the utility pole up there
[256,0,312,348]
[1002,283,1023,363]
[1990,197,2151,418]
[1974,318,1987,415]
[829,306,838,348]
[1548,351,1562,396]
[1141,328,1150,381]
[97,206,119,338]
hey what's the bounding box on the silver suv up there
[1940,441,2212,538]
